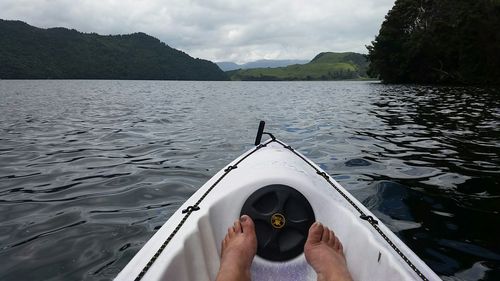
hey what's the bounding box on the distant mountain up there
[216,59,309,71]
[216,62,242,71]
[227,52,370,81]
[0,20,227,80]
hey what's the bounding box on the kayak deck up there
[115,139,441,281]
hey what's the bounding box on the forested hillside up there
[0,20,227,80]
[367,0,500,84]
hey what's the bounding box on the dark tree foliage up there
[0,20,228,80]
[367,0,500,84]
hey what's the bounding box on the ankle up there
[317,272,334,281]
[317,270,353,281]
[216,266,251,281]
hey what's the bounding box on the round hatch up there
[240,184,315,261]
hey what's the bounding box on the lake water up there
[0,80,498,281]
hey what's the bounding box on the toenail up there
[240,215,248,222]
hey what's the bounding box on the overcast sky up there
[0,0,395,63]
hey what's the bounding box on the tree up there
[367,0,500,84]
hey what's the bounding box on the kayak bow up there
[116,122,441,281]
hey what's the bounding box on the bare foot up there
[215,215,257,281]
[304,222,353,281]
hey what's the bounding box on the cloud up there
[0,0,395,63]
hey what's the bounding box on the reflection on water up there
[0,81,498,280]
[357,86,500,281]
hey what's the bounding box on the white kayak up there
[116,125,441,281]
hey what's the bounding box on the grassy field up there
[228,52,369,81]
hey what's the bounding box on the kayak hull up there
[116,140,441,281]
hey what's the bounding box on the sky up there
[0,0,395,64]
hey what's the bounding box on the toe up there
[327,230,336,247]
[234,220,242,233]
[334,235,341,251]
[221,237,227,252]
[228,226,235,238]
[306,222,324,245]
[322,226,330,242]
[240,215,255,235]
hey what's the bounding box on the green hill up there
[228,52,370,81]
[0,20,227,80]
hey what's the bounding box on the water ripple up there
[0,81,498,280]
